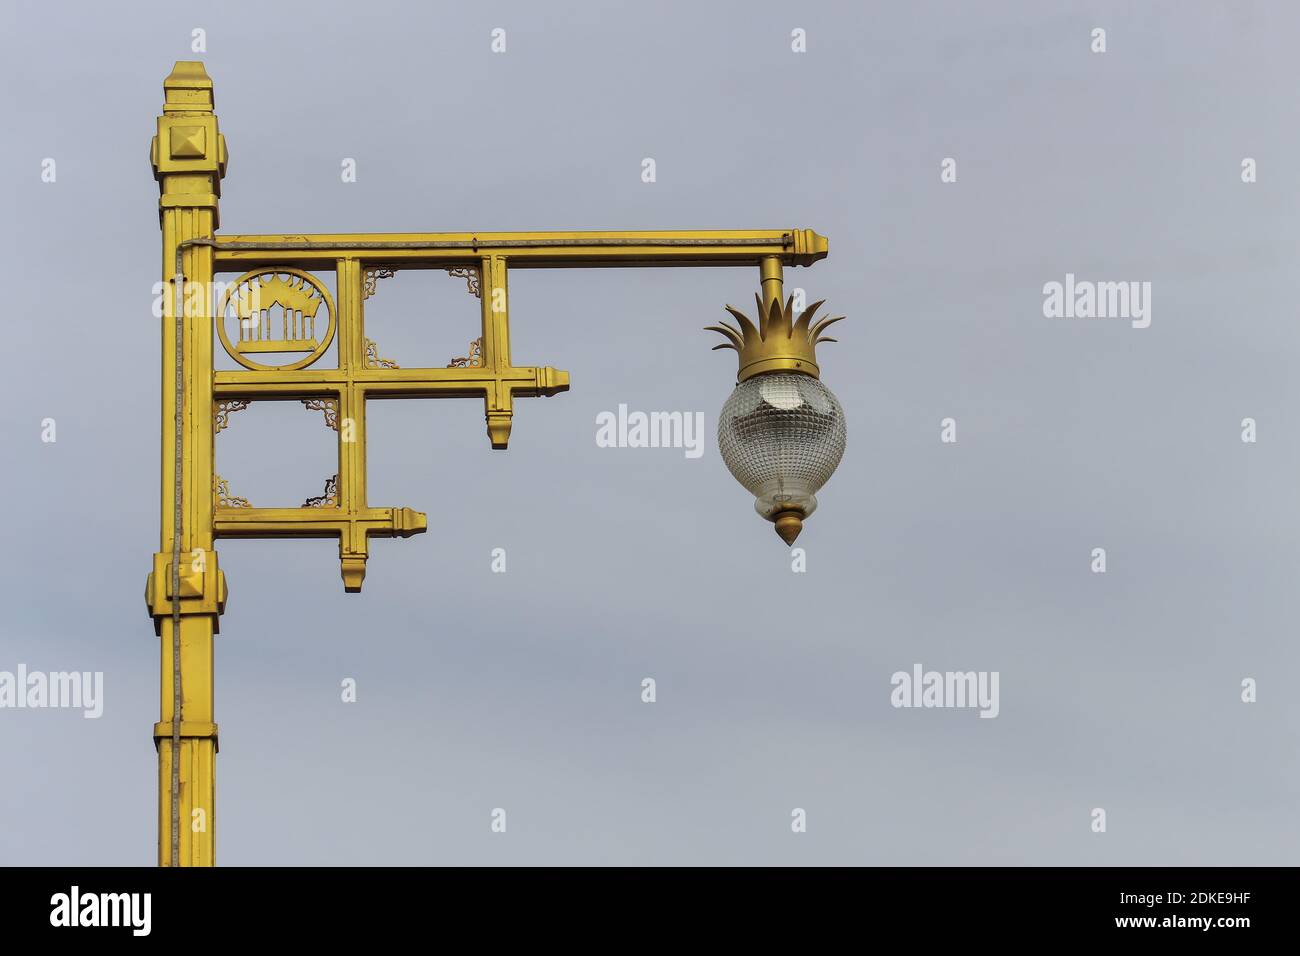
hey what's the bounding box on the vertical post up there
[759,255,784,312]
[337,257,368,591]
[148,61,227,866]
[481,255,513,448]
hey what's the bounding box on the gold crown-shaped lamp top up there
[706,294,844,382]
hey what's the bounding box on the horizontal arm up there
[212,228,828,268]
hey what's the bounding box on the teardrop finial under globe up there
[773,510,804,545]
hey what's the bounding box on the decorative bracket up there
[362,266,397,300]
[214,474,250,509]
[364,337,399,369]
[215,399,250,433]
[303,474,339,509]
[447,266,481,298]
[447,337,483,368]
[301,398,339,430]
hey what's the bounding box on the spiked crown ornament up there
[707,294,844,382]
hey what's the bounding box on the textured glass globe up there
[717,372,847,523]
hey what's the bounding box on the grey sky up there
[2,0,1298,864]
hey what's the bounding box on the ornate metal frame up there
[147,60,829,867]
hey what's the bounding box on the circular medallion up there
[217,268,336,371]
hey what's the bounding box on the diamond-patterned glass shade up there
[716,372,847,519]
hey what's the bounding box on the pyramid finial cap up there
[163,61,214,113]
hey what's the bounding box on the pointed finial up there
[773,510,804,545]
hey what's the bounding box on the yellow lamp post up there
[148,61,844,865]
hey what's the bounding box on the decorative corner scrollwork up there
[215,399,250,434]
[303,474,339,509]
[364,337,400,369]
[447,337,484,369]
[301,398,339,431]
[214,474,251,509]
[362,267,397,300]
[447,266,482,299]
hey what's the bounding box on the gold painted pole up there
[147,61,227,866]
